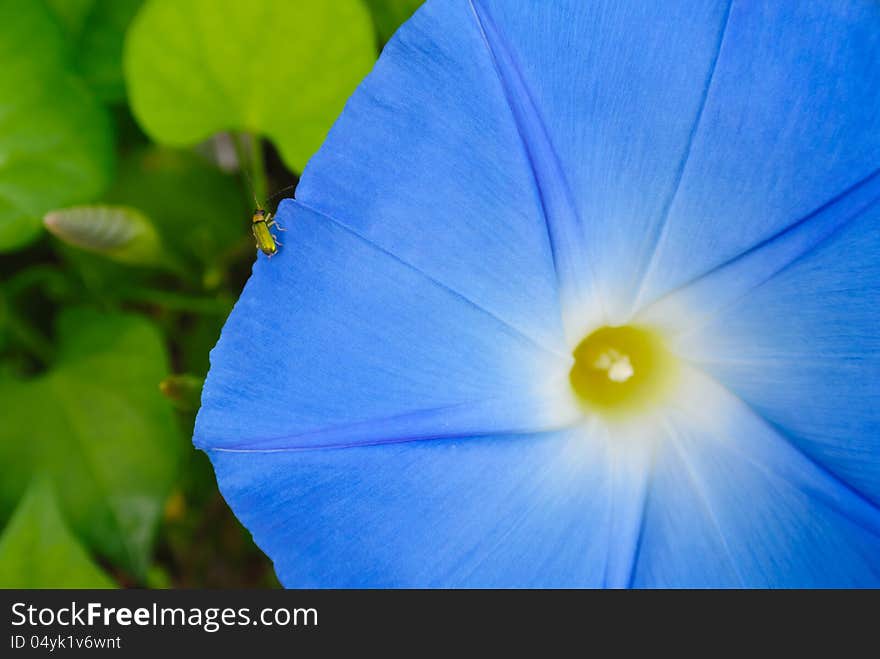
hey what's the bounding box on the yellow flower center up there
[569,325,678,418]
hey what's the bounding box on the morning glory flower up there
[194,0,880,587]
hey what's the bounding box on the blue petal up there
[470,0,737,323]
[195,202,574,451]
[295,0,568,347]
[639,169,880,333]
[208,426,655,587]
[633,375,880,587]
[472,1,880,318]
[666,203,880,506]
[633,0,880,309]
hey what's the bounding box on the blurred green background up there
[0,0,421,588]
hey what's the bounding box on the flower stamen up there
[569,325,677,418]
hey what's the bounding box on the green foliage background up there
[0,0,422,588]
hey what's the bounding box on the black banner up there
[0,589,872,654]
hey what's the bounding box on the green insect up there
[251,207,283,257]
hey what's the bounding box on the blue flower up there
[194,0,880,587]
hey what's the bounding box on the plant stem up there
[249,134,268,208]
[233,132,268,209]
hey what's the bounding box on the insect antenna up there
[239,162,264,212]
[263,183,299,211]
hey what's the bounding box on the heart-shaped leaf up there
[0,309,182,577]
[0,480,115,588]
[0,0,114,252]
[123,0,376,172]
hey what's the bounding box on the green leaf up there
[0,480,115,588]
[364,0,422,42]
[123,0,376,172]
[0,309,182,576]
[44,205,167,267]
[0,0,114,252]
[47,0,144,102]
[104,147,248,266]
